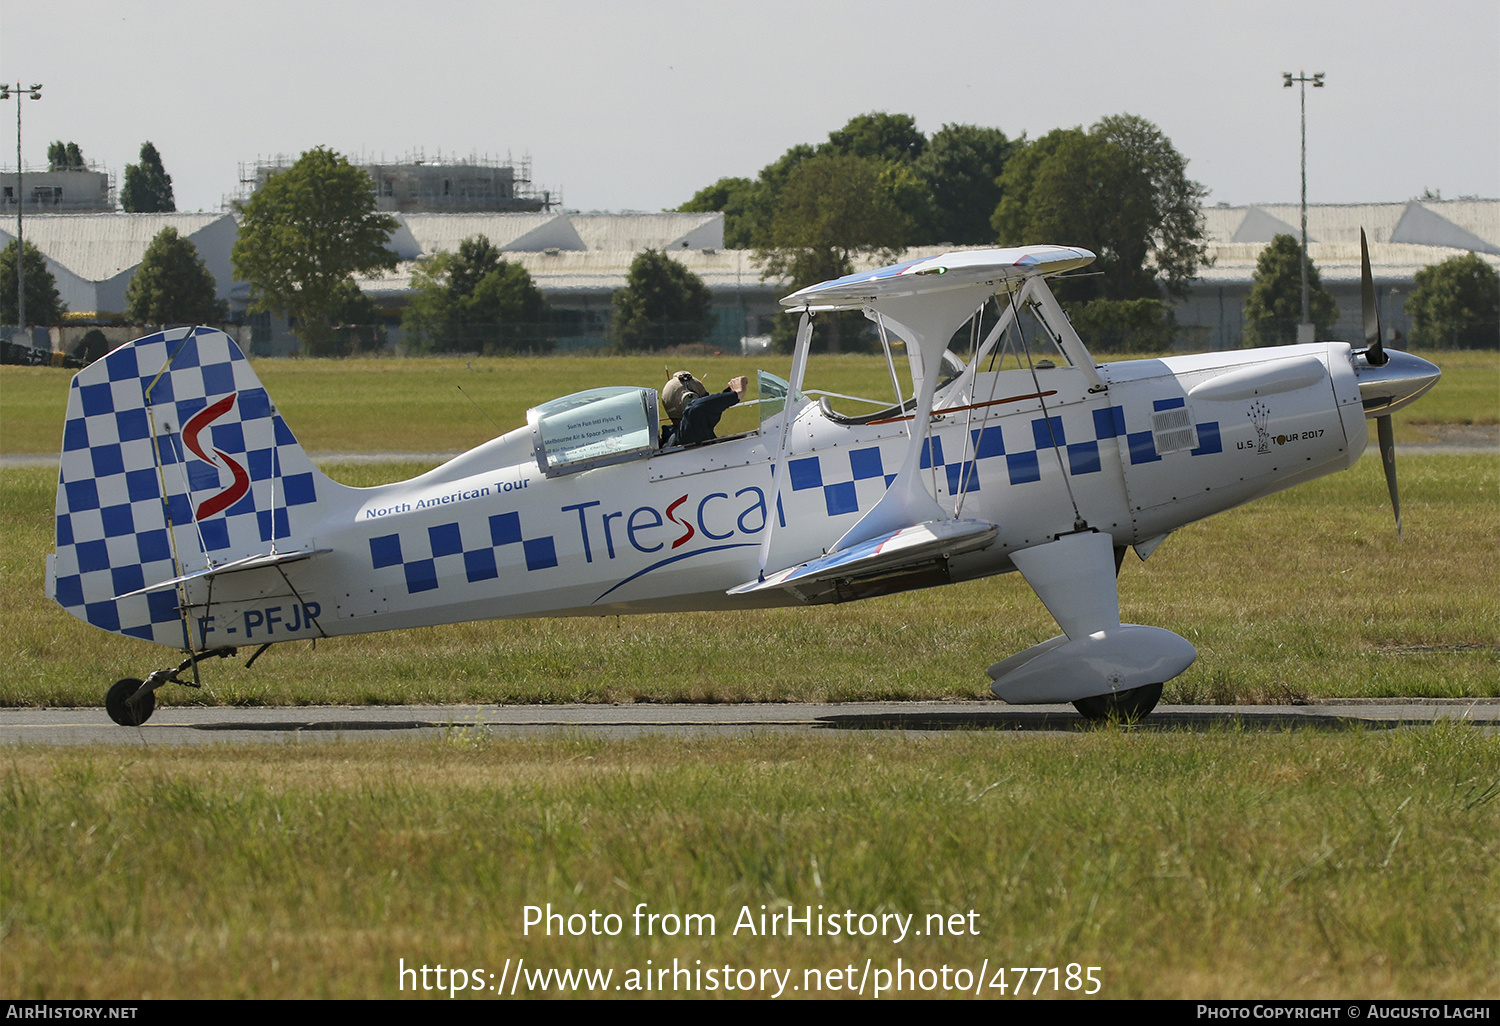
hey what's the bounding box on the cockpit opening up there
[525,291,1095,479]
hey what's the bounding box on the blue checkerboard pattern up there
[50,328,326,649]
[787,404,1222,519]
[368,511,559,595]
[788,446,898,518]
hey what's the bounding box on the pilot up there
[661,371,749,447]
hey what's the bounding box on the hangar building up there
[4,199,1495,356]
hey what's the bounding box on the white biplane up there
[47,235,1439,726]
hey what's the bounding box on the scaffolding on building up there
[1,162,116,213]
[226,150,558,213]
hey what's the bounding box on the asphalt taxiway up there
[2,699,1495,746]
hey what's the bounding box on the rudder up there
[47,327,343,649]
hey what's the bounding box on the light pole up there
[1,81,42,339]
[1283,70,1323,343]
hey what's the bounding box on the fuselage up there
[182,341,1369,650]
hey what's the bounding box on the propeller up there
[1361,230,1389,369]
[1360,229,1401,537]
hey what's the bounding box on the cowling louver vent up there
[1151,406,1199,454]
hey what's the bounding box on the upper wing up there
[780,246,1095,311]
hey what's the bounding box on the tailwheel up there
[102,647,237,727]
[1072,682,1163,723]
[105,677,155,727]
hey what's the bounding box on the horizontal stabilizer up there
[115,548,329,599]
[730,519,996,600]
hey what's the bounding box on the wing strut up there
[829,284,1007,554]
[757,312,815,577]
[873,313,912,443]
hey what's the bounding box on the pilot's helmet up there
[661,371,708,420]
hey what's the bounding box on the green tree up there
[46,141,84,170]
[1065,297,1177,353]
[125,227,228,325]
[754,143,817,202]
[679,114,932,251]
[231,146,398,356]
[1095,114,1208,297]
[611,249,713,351]
[761,154,915,277]
[120,142,176,213]
[991,128,1082,246]
[0,239,66,325]
[993,115,1207,301]
[1406,252,1499,349]
[820,113,936,241]
[997,128,1149,299]
[757,153,915,353]
[914,123,1017,245]
[678,145,819,251]
[823,112,925,165]
[73,329,110,365]
[677,176,762,249]
[405,235,550,353]
[325,279,388,356]
[330,277,382,326]
[1242,234,1339,346]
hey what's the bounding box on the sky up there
[1,0,1496,216]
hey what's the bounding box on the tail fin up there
[47,327,347,649]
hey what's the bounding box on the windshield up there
[529,386,658,477]
[757,369,797,428]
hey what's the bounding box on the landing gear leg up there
[1073,682,1163,723]
[102,647,237,727]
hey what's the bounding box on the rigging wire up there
[874,313,912,443]
[954,305,983,512]
[1007,283,1088,533]
[954,294,1013,518]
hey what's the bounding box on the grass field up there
[1,348,1494,454]
[2,349,1496,1000]
[3,726,1497,999]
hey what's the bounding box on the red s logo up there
[182,393,250,521]
[665,495,695,550]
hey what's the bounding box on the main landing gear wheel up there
[105,677,155,727]
[1073,682,1163,723]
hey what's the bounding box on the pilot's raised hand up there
[728,375,749,399]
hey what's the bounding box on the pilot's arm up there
[674,376,748,446]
